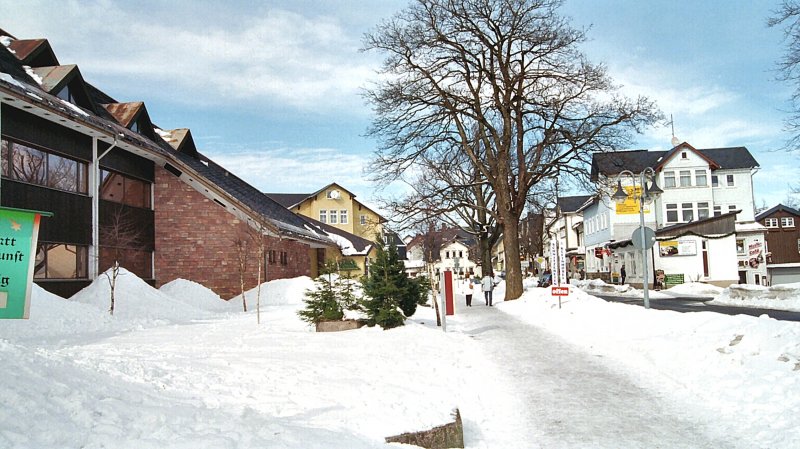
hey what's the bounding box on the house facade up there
[267,183,386,241]
[405,226,481,279]
[585,142,761,287]
[1,27,334,299]
[756,204,800,284]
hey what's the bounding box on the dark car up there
[537,272,552,288]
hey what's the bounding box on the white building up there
[585,142,761,287]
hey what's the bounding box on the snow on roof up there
[736,221,767,232]
[328,232,366,256]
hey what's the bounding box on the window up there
[34,243,88,279]
[445,251,450,259]
[711,175,719,187]
[782,217,796,228]
[664,171,676,188]
[2,139,88,194]
[797,238,800,253]
[666,204,678,223]
[695,170,707,187]
[681,151,688,159]
[269,250,277,264]
[736,239,745,255]
[698,202,709,220]
[100,169,151,208]
[679,170,691,187]
[280,251,288,265]
[681,203,693,222]
[764,218,778,228]
[56,84,76,103]
[726,174,735,186]
[319,210,327,223]
[329,210,338,224]
[729,205,737,213]
[714,206,722,217]
[360,215,367,225]
[340,210,348,224]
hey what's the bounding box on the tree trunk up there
[501,215,524,301]
[479,236,492,278]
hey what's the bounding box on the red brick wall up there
[153,167,312,299]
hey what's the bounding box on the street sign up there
[631,226,656,250]
[0,207,52,319]
[551,286,570,296]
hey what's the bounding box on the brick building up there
[0,27,334,299]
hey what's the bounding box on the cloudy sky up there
[2,0,797,209]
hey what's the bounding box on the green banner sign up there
[0,207,51,319]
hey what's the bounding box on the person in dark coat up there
[620,265,627,284]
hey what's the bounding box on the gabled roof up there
[557,195,592,213]
[653,142,720,171]
[755,203,800,221]
[301,215,374,256]
[155,128,198,157]
[266,182,388,223]
[591,145,759,180]
[30,64,78,93]
[266,193,313,209]
[103,101,157,140]
[7,38,59,67]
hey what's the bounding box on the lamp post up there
[612,167,662,309]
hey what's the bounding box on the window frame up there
[99,168,151,209]
[681,202,694,222]
[2,138,89,195]
[340,209,348,224]
[697,202,710,220]
[695,170,707,187]
[34,242,89,280]
[666,203,678,223]
[679,170,692,187]
[663,171,676,188]
[764,218,779,228]
[319,210,327,224]
[781,217,796,228]
[711,175,719,187]
[726,174,735,186]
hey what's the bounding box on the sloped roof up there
[267,182,388,223]
[0,30,331,248]
[591,146,759,180]
[558,195,592,213]
[30,64,78,93]
[755,203,800,220]
[103,101,145,128]
[301,215,373,255]
[265,193,312,209]
[7,38,59,66]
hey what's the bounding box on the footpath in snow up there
[445,301,738,449]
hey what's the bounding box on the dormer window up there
[56,84,75,103]
[130,120,139,133]
[681,152,687,159]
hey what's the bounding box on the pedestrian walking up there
[620,265,626,284]
[482,273,494,306]
[465,277,473,307]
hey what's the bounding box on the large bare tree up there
[364,0,660,299]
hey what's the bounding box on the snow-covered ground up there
[1,271,798,448]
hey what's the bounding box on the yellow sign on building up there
[614,186,649,215]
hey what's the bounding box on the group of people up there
[459,274,496,307]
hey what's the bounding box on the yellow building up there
[266,183,387,277]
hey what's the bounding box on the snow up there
[0,35,14,51]
[1,271,799,448]
[327,232,364,256]
[23,65,43,85]
[0,72,24,88]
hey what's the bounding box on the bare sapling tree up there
[364,0,660,300]
[247,219,270,325]
[232,231,249,312]
[99,206,144,315]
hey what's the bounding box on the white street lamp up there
[612,167,662,309]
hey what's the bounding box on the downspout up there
[91,134,122,279]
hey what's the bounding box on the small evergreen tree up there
[298,263,345,324]
[361,234,415,329]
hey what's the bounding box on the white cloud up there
[3,0,379,113]
[205,146,373,194]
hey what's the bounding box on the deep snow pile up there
[712,282,800,311]
[1,272,799,448]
